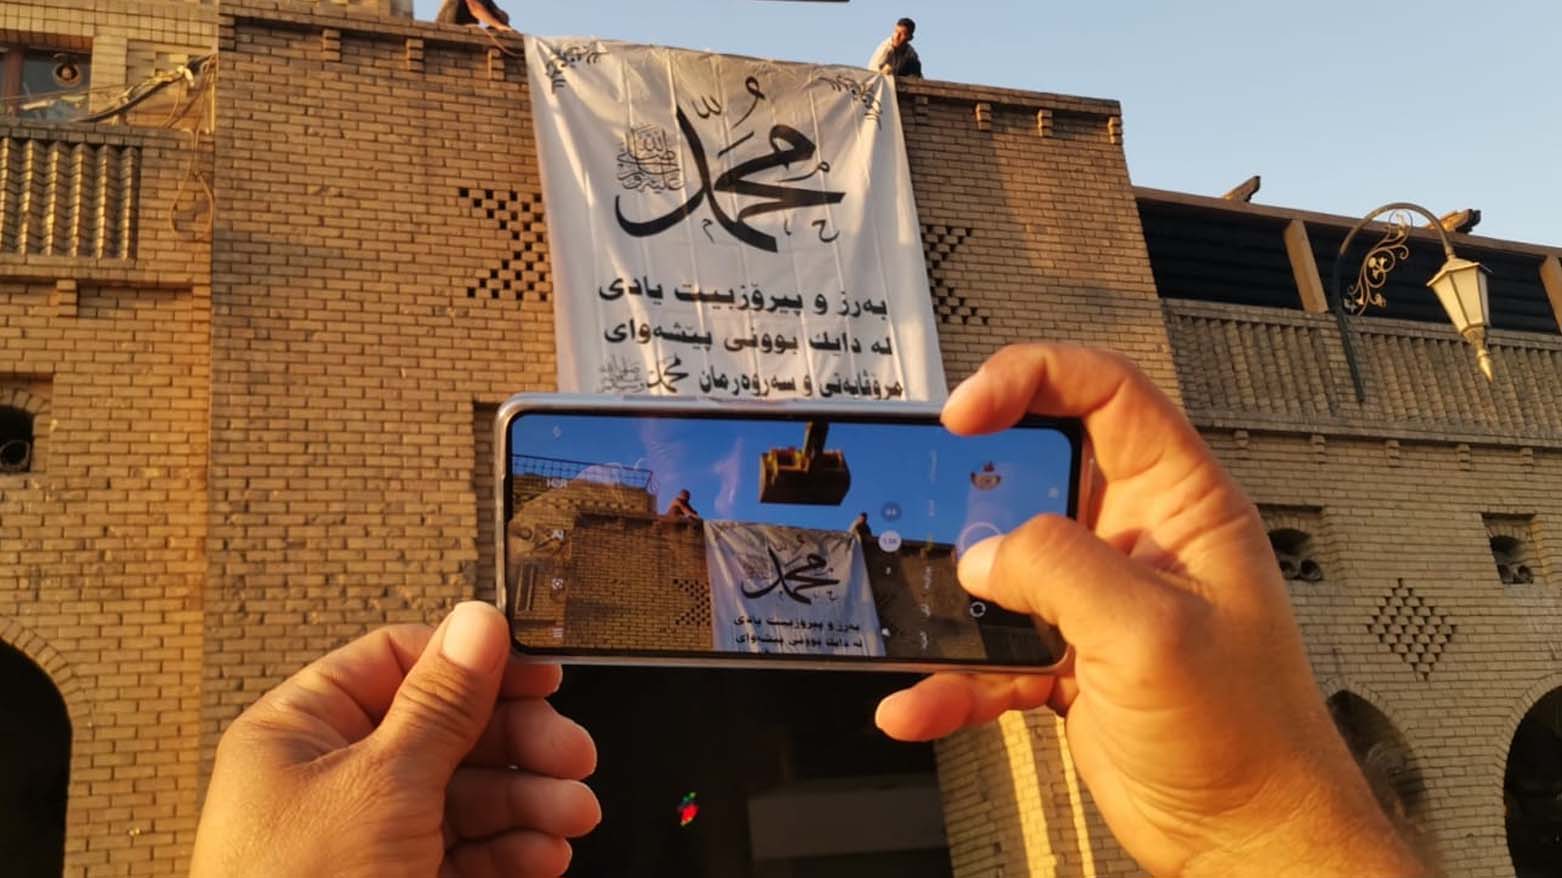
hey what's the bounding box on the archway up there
[1327,692,1432,848]
[1506,687,1562,877]
[0,639,71,875]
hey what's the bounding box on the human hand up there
[191,602,599,878]
[875,344,1426,878]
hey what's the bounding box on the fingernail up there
[874,690,905,728]
[957,536,999,592]
[442,602,506,672]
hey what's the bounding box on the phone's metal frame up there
[495,393,1084,675]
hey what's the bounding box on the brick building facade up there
[2,1,1561,876]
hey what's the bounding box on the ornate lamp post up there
[1329,202,1494,402]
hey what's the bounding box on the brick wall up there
[17,1,1557,876]
[1197,398,1562,876]
[204,5,1182,877]
[898,82,1177,398]
[0,277,211,875]
[0,106,214,877]
[895,79,1170,878]
[203,1,553,783]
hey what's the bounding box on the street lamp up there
[1329,202,1494,402]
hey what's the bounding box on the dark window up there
[0,406,32,473]
[1269,528,1323,582]
[1311,227,1558,335]
[0,45,93,121]
[1139,202,1300,309]
[1491,536,1535,586]
[1487,515,1542,586]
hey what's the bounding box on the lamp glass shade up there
[1426,256,1490,334]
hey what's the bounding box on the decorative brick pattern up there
[1368,582,1457,680]
[921,224,987,327]
[1208,427,1562,877]
[321,27,341,62]
[460,186,553,305]
[671,576,711,629]
[0,136,140,258]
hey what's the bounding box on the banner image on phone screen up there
[504,412,1076,667]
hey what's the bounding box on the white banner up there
[703,521,885,656]
[525,37,945,401]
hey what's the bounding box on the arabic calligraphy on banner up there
[703,521,886,657]
[525,37,945,401]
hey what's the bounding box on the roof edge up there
[219,0,1121,119]
[1135,186,1561,260]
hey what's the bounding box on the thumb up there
[960,514,1177,657]
[372,601,509,782]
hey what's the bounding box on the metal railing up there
[510,454,657,493]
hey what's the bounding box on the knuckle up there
[1003,514,1079,567]
[396,671,485,743]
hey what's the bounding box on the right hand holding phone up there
[875,344,1428,878]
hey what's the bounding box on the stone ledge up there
[1193,413,1562,453]
[1163,298,1562,352]
[0,259,199,289]
[0,121,193,149]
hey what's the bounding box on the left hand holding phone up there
[190,602,600,878]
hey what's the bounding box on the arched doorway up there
[0,639,71,876]
[1327,692,1432,852]
[1506,687,1562,877]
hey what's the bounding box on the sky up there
[510,413,1074,548]
[415,0,1560,246]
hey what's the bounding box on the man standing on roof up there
[435,0,515,31]
[662,489,700,522]
[868,17,923,78]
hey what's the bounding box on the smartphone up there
[495,396,1082,674]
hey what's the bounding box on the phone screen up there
[503,407,1078,669]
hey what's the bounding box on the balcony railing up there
[1163,298,1562,445]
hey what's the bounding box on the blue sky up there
[511,413,1073,548]
[415,0,1558,245]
